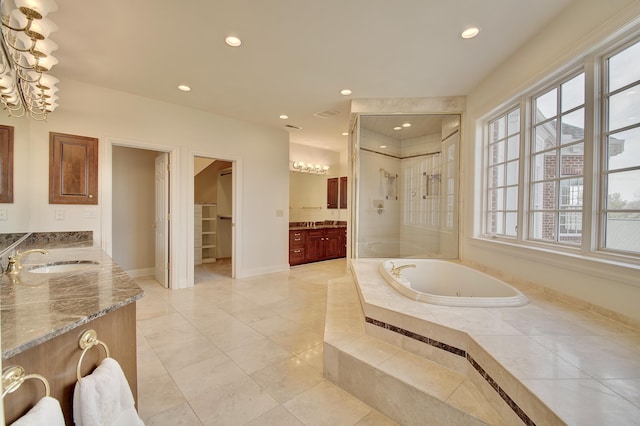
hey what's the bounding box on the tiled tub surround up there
[345,259,640,425]
[1,246,144,358]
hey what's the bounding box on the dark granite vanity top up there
[1,246,144,359]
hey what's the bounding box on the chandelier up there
[0,0,59,120]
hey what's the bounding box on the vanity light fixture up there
[291,161,330,175]
[0,0,60,120]
[461,27,480,39]
[225,35,242,47]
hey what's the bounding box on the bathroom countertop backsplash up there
[0,244,144,359]
[289,221,347,230]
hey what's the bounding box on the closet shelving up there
[195,203,217,264]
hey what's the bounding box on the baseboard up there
[125,267,155,278]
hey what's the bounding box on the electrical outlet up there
[0,208,7,221]
[54,208,65,220]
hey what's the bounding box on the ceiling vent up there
[285,124,303,130]
[314,110,339,119]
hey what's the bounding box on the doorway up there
[193,155,234,283]
[112,145,171,287]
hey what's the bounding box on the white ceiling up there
[42,0,573,153]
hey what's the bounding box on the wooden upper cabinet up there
[327,177,339,209]
[0,125,14,204]
[339,176,347,209]
[49,132,98,205]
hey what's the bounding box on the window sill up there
[468,236,640,288]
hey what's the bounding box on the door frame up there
[103,137,178,288]
[189,152,242,285]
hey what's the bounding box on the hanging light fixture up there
[0,0,59,120]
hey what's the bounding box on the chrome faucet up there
[390,263,416,277]
[5,249,48,275]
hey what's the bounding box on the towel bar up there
[1,365,50,399]
[76,329,110,381]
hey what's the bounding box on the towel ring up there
[2,365,50,399]
[76,329,110,381]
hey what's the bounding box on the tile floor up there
[135,258,398,425]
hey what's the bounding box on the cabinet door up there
[305,229,325,261]
[327,177,339,209]
[339,176,347,209]
[340,227,347,258]
[49,132,98,204]
[325,229,342,259]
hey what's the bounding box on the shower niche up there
[352,113,460,259]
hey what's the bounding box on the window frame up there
[480,31,640,265]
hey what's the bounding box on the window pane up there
[505,212,518,237]
[489,165,505,187]
[560,144,584,177]
[561,73,585,112]
[559,178,583,208]
[490,117,506,141]
[535,88,557,123]
[560,108,585,144]
[531,211,557,241]
[607,170,640,208]
[489,141,505,165]
[490,188,504,210]
[608,85,640,132]
[506,161,519,185]
[494,212,504,235]
[559,212,582,245]
[609,41,640,92]
[533,120,557,152]
[506,186,518,210]
[507,135,519,160]
[533,151,557,181]
[605,212,640,254]
[532,181,557,210]
[608,127,640,171]
[507,109,520,136]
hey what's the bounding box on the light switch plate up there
[54,208,65,220]
[0,208,7,221]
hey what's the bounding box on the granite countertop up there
[1,246,144,359]
[289,222,347,231]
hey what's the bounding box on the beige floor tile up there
[188,375,279,425]
[270,327,325,354]
[354,410,399,425]
[146,331,224,374]
[170,353,248,400]
[601,378,640,408]
[283,380,373,426]
[143,402,203,426]
[226,337,292,373]
[137,372,186,420]
[251,356,324,403]
[248,314,299,337]
[246,405,304,425]
[296,343,324,372]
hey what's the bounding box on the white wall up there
[0,78,290,286]
[463,0,640,322]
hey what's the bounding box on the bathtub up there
[379,259,528,307]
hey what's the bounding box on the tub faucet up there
[390,263,416,277]
[5,249,48,275]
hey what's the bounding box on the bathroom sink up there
[28,261,99,274]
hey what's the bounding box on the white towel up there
[73,357,144,426]
[10,396,65,426]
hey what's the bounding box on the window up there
[486,108,520,237]
[482,34,640,260]
[530,73,585,245]
[603,41,640,254]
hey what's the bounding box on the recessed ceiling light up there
[402,123,411,128]
[380,145,387,149]
[280,115,289,119]
[342,132,348,136]
[393,126,402,131]
[461,27,480,39]
[225,36,242,47]
[340,89,352,96]
[178,85,191,92]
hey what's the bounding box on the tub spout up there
[390,263,416,277]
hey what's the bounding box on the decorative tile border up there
[365,316,536,426]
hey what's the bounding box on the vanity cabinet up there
[289,230,306,266]
[289,227,346,266]
[327,177,339,209]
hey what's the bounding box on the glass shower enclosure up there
[351,113,460,259]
